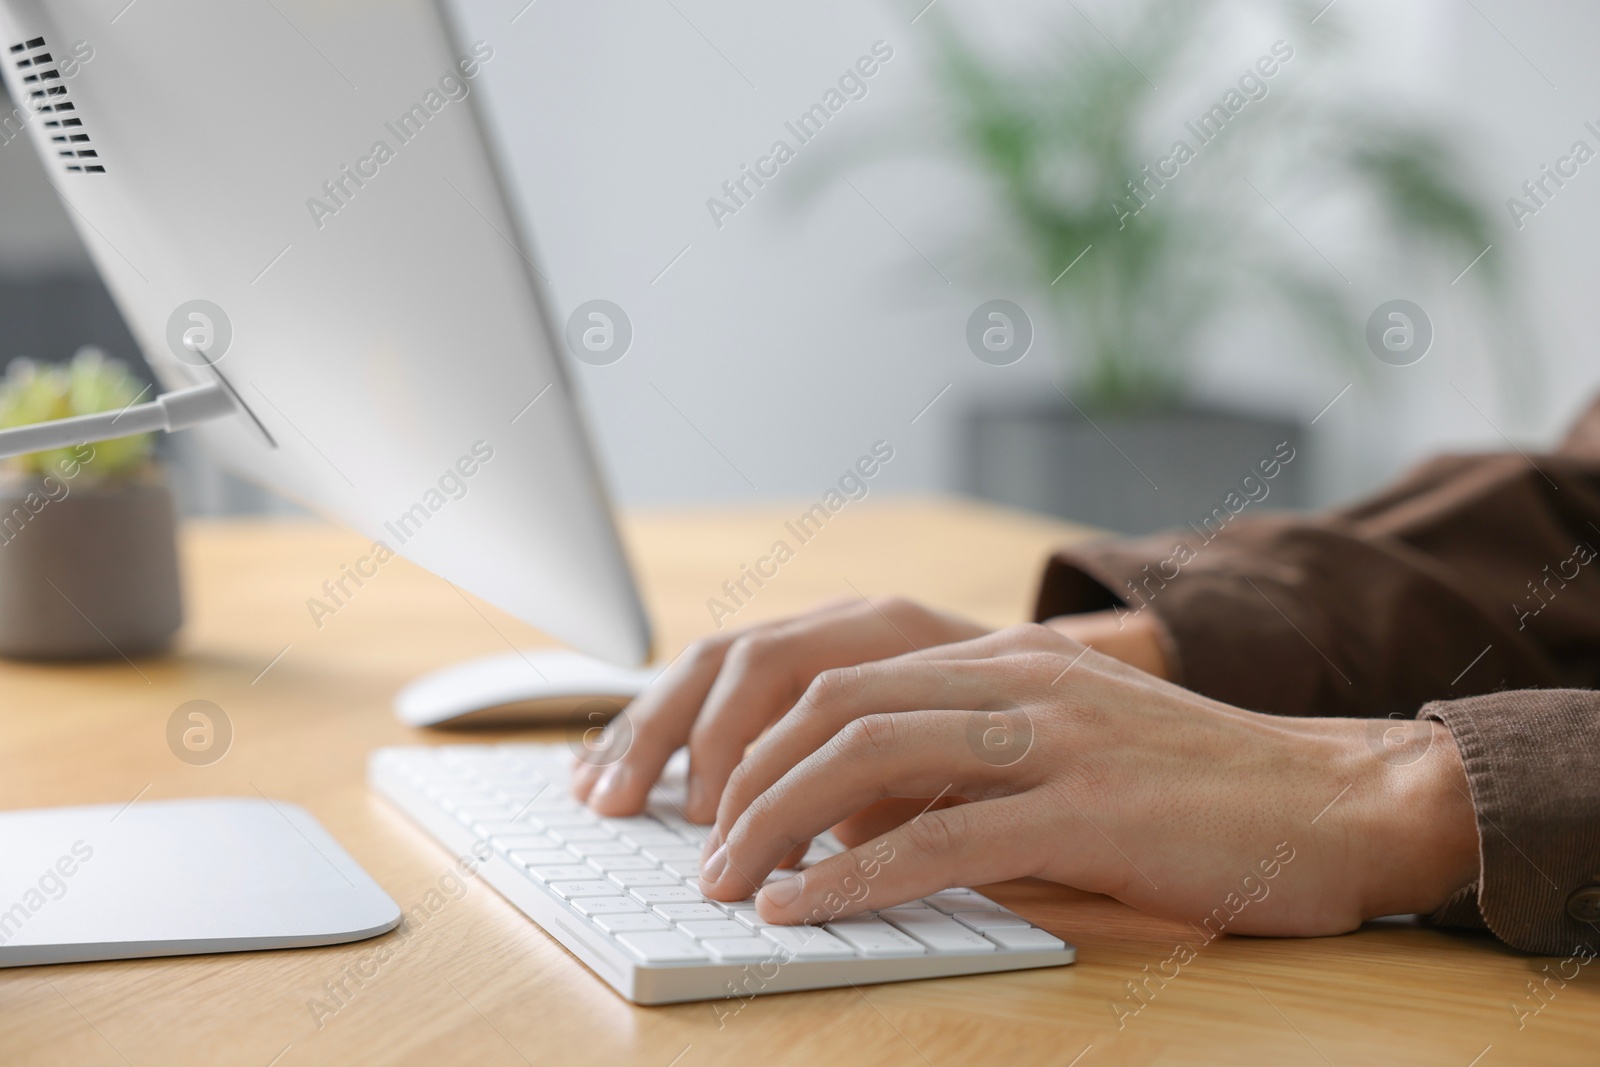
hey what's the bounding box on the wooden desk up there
[0,498,1594,1066]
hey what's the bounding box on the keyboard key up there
[419,782,479,799]
[550,881,626,899]
[734,911,778,930]
[630,886,704,905]
[598,816,666,833]
[702,937,780,962]
[800,843,837,866]
[653,903,725,921]
[408,774,467,792]
[547,825,616,843]
[522,864,597,883]
[825,918,925,957]
[649,808,709,833]
[983,927,1067,952]
[520,798,585,814]
[455,805,517,825]
[883,911,995,953]
[675,920,749,940]
[507,849,580,869]
[616,931,708,963]
[430,789,496,809]
[587,855,658,872]
[924,890,1004,914]
[619,829,683,848]
[660,861,701,880]
[486,778,549,794]
[641,845,702,864]
[762,926,856,959]
[952,911,1029,931]
[595,913,669,934]
[492,767,550,783]
[499,745,562,764]
[470,821,538,839]
[568,840,636,857]
[537,811,603,828]
[574,896,647,916]
[604,816,678,835]
[491,834,563,854]
[607,870,680,889]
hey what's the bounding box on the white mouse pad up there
[0,797,400,967]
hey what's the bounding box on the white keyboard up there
[369,743,1075,1004]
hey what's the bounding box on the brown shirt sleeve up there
[1034,397,1600,953]
[1419,690,1600,955]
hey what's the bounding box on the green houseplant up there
[841,0,1513,529]
[925,0,1506,408]
[0,348,182,659]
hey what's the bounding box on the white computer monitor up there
[0,0,651,665]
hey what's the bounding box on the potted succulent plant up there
[0,348,181,659]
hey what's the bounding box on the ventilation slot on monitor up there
[7,35,103,174]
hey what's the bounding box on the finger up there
[754,796,1043,924]
[574,635,734,814]
[712,657,1018,847]
[572,608,852,804]
[701,709,1038,901]
[684,596,989,822]
[682,598,951,821]
[832,795,969,848]
[779,841,810,870]
[780,798,963,877]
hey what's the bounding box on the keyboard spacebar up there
[824,918,925,957]
[616,930,709,962]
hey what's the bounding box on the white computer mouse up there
[394,649,658,728]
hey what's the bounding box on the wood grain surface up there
[0,498,1594,1066]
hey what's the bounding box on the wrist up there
[1044,609,1173,680]
[1347,720,1480,919]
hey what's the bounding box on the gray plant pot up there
[0,473,182,659]
[964,401,1307,534]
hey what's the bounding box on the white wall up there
[1283,0,1600,504]
[454,0,974,505]
[3,0,1597,512]
[458,0,1600,509]
[1443,0,1600,432]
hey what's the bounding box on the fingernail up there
[593,763,629,802]
[759,874,804,909]
[700,844,728,883]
